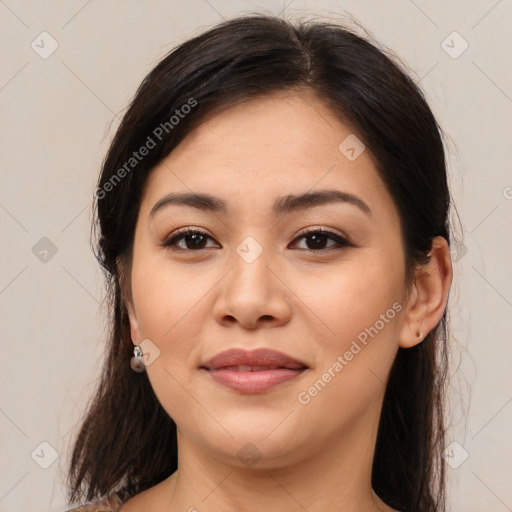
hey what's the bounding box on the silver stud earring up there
[417,331,423,339]
[130,345,146,373]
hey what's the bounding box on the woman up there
[66,13,454,512]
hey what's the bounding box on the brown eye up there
[290,228,351,251]
[162,228,218,251]
[162,227,351,252]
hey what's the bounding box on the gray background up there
[1,1,511,511]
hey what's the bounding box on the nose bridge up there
[214,232,290,328]
[229,233,272,299]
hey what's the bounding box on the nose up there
[212,247,292,330]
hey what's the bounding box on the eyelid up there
[161,227,219,249]
[293,226,349,242]
[161,225,353,252]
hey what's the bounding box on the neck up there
[160,410,395,512]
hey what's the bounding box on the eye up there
[161,228,218,251]
[161,227,352,252]
[290,228,351,251]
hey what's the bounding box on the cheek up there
[295,256,404,408]
[299,254,404,345]
[294,267,402,434]
[129,258,203,386]
[130,262,208,425]
[131,253,201,336]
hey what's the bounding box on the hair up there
[67,13,453,512]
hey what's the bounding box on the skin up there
[119,89,452,512]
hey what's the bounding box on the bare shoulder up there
[117,485,162,511]
[116,492,145,512]
[118,477,173,512]
[66,493,124,512]
[65,475,174,512]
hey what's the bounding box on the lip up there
[200,348,308,393]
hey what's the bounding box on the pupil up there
[183,233,329,250]
[308,234,326,249]
[188,234,205,249]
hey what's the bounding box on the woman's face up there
[126,90,413,467]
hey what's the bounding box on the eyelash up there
[161,227,352,253]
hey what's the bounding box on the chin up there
[188,416,309,467]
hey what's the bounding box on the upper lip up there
[201,348,308,370]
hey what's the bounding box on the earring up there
[417,331,423,339]
[130,345,146,373]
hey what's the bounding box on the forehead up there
[170,90,353,169]
[139,90,399,226]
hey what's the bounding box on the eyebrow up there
[149,189,372,218]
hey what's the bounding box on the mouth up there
[200,348,309,393]
[212,365,303,371]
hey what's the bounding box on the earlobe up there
[398,280,426,349]
[398,236,453,349]
[124,296,141,343]
[117,256,141,343]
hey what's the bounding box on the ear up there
[124,292,142,343]
[117,257,141,343]
[398,236,453,348]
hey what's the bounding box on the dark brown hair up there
[67,14,453,512]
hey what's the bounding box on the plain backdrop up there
[1,1,511,511]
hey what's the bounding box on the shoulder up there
[66,477,170,512]
[65,493,125,512]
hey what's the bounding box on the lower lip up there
[205,368,306,393]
